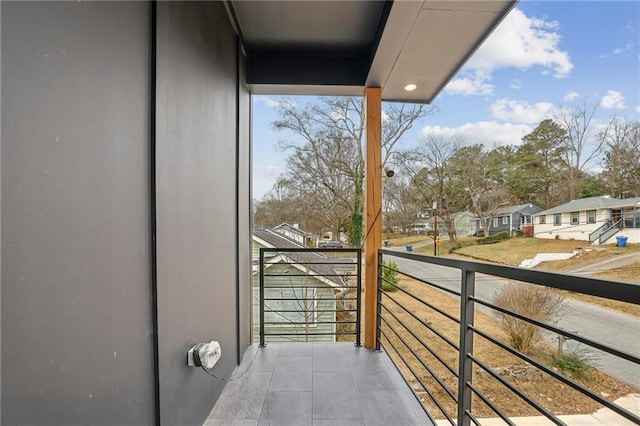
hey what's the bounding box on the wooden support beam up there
[364,87,382,349]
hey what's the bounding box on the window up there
[571,212,579,225]
[502,216,508,225]
[539,215,546,224]
[554,214,561,226]
[493,218,498,227]
[587,210,596,224]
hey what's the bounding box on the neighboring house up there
[453,211,478,238]
[272,222,313,246]
[408,220,431,234]
[253,229,353,343]
[477,204,543,236]
[533,196,640,244]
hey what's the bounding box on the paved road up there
[390,256,640,388]
[567,251,640,276]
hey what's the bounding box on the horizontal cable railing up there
[258,247,361,346]
[377,248,640,426]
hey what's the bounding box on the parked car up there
[319,241,343,249]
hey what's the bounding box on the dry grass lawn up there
[378,277,637,420]
[453,238,590,266]
[385,234,434,247]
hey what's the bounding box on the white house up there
[272,222,313,246]
[533,196,640,244]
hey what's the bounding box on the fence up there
[377,248,640,426]
[258,247,362,346]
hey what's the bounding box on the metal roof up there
[227,0,516,103]
[253,228,355,287]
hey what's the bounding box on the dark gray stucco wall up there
[155,2,246,424]
[1,2,154,424]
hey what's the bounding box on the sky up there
[251,1,640,200]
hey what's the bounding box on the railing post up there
[376,249,383,350]
[259,248,266,347]
[355,249,363,347]
[457,269,475,426]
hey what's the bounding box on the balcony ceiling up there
[227,0,516,103]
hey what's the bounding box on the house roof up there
[253,228,354,287]
[535,196,640,216]
[273,222,312,237]
[227,0,516,103]
[495,203,542,215]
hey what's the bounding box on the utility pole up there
[433,201,437,256]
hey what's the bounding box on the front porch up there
[205,342,429,425]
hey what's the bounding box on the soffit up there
[228,0,516,103]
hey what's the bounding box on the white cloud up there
[490,99,555,124]
[467,9,573,78]
[420,121,532,147]
[600,90,626,109]
[256,164,284,179]
[253,95,296,109]
[445,73,493,96]
[613,41,634,55]
[510,79,522,90]
[564,91,580,102]
[446,8,573,96]
[636,105,640,113]
[600,41,634,58]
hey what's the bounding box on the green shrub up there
[552,351,595,381]
[381,260,399,292]
[477,231,510,245]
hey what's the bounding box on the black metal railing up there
[377,248,640,426]
[258,247,361,346]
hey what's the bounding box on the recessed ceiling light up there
[404,83,417,92]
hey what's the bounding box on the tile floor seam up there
[256,344,277,422]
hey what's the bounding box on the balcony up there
[205,342,428,425]
[208,247,639,426]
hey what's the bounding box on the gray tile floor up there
[205,342,433,426]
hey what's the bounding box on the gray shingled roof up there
[495,203,542,215]
[253,229,355,287]
[535,196,640,216]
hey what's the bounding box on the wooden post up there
[364,87,382,349]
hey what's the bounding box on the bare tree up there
[599,116,640,198]
[383,175,423,234]
[273,97,432,246]
[555,101,602,200]
[398,135,467,242]
[452,144,515,236]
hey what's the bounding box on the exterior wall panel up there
[155,2,242,424]
[238,50,253,353]
[1,2,154,424]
